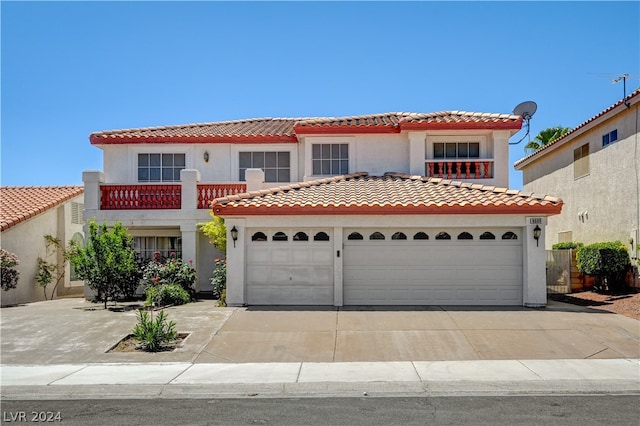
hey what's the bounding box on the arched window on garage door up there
[369,232,385,240]
[435,232,451,240]
[293,232,309,241]
[391,232,407,240]
[273,232,288,241]
[251,232,267,241]
[457,232,473,240]
[502,231,518,240]
[348,232,363,240]
[413,232,429,240]
[480,232,496,240]
[314,232,330,241]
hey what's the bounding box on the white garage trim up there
[343,228,523,305]
[245,228,334,305]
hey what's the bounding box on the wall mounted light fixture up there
[230,226,238,248]
[533,225,541,247]
[203,151,210,162]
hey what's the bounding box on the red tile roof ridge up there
[514,88,640,168]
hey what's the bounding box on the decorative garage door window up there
[250,230,331,242]
[251,232,267,241]
[345,230,519,242]
[273,232,288,241]
[293,232,309,241]
[314,232,330,241]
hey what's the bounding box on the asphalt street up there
[2,395,640,425]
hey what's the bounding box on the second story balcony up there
[99,182,247,210]
[425,159,494,180]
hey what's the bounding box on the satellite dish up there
[513,101,537,120]
[509,101,537,145]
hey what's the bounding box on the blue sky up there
[2,1,638,190]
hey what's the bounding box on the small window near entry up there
[313,232,330,241]
[413,232,429,240]
[435,232,451,240]
[251,232,267,241]
[293,232,309,241]
[457,232,473,240]
[573,143,589,179]
[391,232,407,240]
[348,232,364,240]
[273,232,288,241]
[502,231,518,240]
[602,129,618,147]
[369,232,385,240]
[479,232,496,240]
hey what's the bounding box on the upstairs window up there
[239,152,290,182]
[312,144,348,176]
[573,143,589,179]
[602,129,618,147]
[433,142,480,159]
[138,153,185,182]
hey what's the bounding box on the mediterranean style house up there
[514,89,639,268]
[84,110,562,306]
[0,186,85,306]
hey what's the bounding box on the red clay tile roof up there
[0,186,84,232]
[90,111,522,144]
[212,172,562,216]
[514,89,640,169]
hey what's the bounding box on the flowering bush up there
[211,258,226,305]
[1,249,20,291]
[142,252,197,301]
[145,283,191,307]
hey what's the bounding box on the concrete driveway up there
[1,298,638,365]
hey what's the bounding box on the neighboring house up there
[84,110,562,306]
[0,186,85,306]
[514,90,640,266]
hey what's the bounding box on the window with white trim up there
[573,143,589,179]
[433,142,480,159]
[239,152,290,182]
[312,144,348,176]
[602,129,618,147]
[138,153,185,182]
[133,236,182,262]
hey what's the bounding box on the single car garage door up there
[343,228,522,305]
[246,228,334,304]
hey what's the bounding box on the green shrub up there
[133,310,177,352]
[142,253,196,300]
[0,249,20,291]
[210,258,226,305]
[552,242,583,250]
[576,241,630,291]
[145,283,191,307]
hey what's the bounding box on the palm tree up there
[525,126,571,153]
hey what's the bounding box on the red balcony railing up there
[197,183,247,209]
[425,160,493,180]
[100,184,181,210]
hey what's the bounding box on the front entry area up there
[343,228,523,305]
[245,228,334,304]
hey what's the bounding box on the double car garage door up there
[246,228,522,305]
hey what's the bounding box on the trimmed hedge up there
[145,283,191,307]
[576,241,630,291]
[552,242,583,250]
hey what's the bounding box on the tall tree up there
[68,221,140,309]
[525,126,571,153]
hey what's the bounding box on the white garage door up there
[246,229,334,305]
[344,228,522,305]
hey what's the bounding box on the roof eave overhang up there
[212,204,563,217]
[89,134,299,145]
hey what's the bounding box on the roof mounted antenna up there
[509,101,537,145]
[613,74,631,108]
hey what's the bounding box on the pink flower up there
[189,259,193,264]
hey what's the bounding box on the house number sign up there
[529,218,543,225]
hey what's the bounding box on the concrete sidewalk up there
[2,359,639,399]
[1,298,639,399]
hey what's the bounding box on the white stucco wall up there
[520,103,640,258]
[1,195,84,306]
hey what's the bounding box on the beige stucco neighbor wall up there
[1,195,85,306]
[521,103,639,261]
